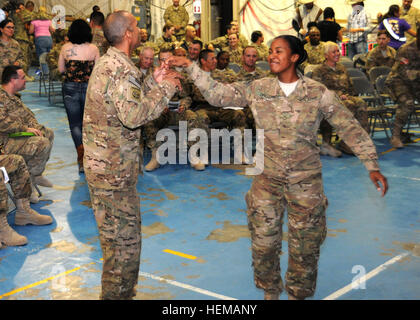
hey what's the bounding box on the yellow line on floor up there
[0,262,95,300]
[163,249,197,260]
[22,90,40,94]
[380,137,420,155]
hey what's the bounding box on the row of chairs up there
[38,52,64,105]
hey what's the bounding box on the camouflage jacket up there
[235,66,268,83]
[221,46,243,64]
[211,68,238,83]
[83,46,177,189]
[302,42,325,69]
[92,28,110,57]
[0,87,45,147]
[255,43,269,61]
[211,34,248,50]
[185,63,379,180]
[163,5,189,36]
[133,42,160,57]
[156,35,178,51]
[312,62,356,97]
[12,9,31,42]
[386,40,420,84]
[0,39,26,76]
[366,46,396,71]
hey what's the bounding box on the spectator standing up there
[317,7,343,43]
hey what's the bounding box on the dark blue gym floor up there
[0,77,419,300]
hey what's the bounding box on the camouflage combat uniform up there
[312,62,370,134]
[0,88,54,178]
[12,9,33,72]
[221,46,243,64]
[254,43,269,61]
[185,62,380,299]
[83,46,177,300]
[155,35,177,51]
[211,34,249,51]
[365,45,396,71]
[91,28,110,57]
[47,42,64,81]
[133,41,159,59]
[302,42,325,72]
[163,5,189,40]
[0,154,32,200]
[0,38,26,78]
[385,40,420,137]
[191,69,246,134]
[143,72,207,151]
[401,5,420,43]
[235,66,268,130]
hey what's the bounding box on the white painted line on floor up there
[139,271,237,300]
[323,252,410,300]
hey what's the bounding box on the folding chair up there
[368,66,391,83]
[256,60,270,71]
[48,71,64,105]
[347,67,367,78]
[339,60,354,69]
[351,76,392,139]
[227,63,241,73]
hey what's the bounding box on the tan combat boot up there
[29,183,39,204]
[145,148,160,172]
[34,175,53,188]
[264,290,279,300]
[0,213,28,246]
[390,124,404,148]
[14,198,53,226]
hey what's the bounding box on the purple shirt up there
[379,18,411,49]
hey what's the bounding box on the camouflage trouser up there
[0,154,32,199]
[196,106,246,132]
[342,96,369,133]
[143,109,208,150]
[386,80,420,132]
[16,39,30,73]
[245,172,327,299]
[3,127,54,177]
[0,167,7,214]
[89,185,142,300]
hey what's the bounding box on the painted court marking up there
[163,249,197,260]
[323,252,410,300]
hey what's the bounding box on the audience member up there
[317,7,342,43]
[366,30,396,71]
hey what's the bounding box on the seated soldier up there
[366,30,396,72]
[312,42,370,156]
[133,28,159,58]
[180,24,202,52]
[211,51,237,83]
[187,39,203,63]
[250,30,269,61]
[0,66,54,202]
[221,33,243,64]
[191,49,247,163]
[47,29,68,81]
[211,23,248,51]
[0,154,52,248]
[156,23,178,51]
[144,48,208,171]
[302,26,326,73]
[136,46,155,76]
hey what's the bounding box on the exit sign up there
[193,0,201,14]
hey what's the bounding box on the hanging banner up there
[193,0,202,15]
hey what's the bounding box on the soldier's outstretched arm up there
[169,56,248,108]
[369,171,388,197]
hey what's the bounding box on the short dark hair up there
[163,23,173,33]
[1,65,22,84]
[251,31,262,43]
[377,30,391,38]
[90,11,105,26]
[0,18,13,29]
[323,7,335,20]
[217,50,229,60]
[190,39,203,50]
[25,1,35,9]
[199,49,214,65]
[92,5,100,12]
[226,24,235,32]
[68,19,93,44]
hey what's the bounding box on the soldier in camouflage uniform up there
[301,27,325,73]
[251,31,269,61]
[211,51,238,83]
[163,0,189,41]
[11,6,33,74]
[90,11,109,57]
[47,29,67,81]
[156,23,178,51]
[180,24,202,52]
[235,46,268,131]
[312,41,370,156]
[190,49,246,159]
[83,11,180,300]
[0,19,26,78]
[170,34,388,300]
[385,27,420,148]
[211,23,248,51]
[132,29,159,60]
[0,154,52,248]
[143,48,208,171]
[365,30,396,72]
[221,33,243,64]
[400,0,420,42]
[0,66,54,203]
